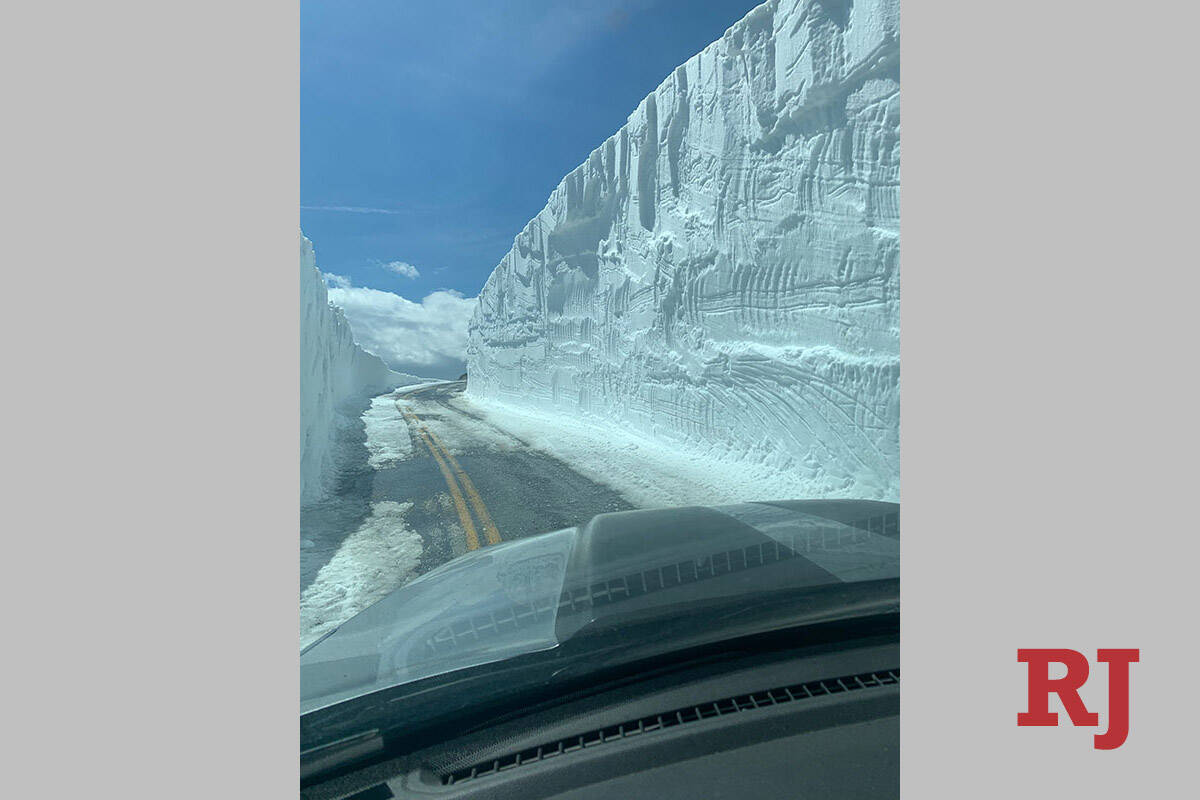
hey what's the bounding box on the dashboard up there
[301,635,898,800]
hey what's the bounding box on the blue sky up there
[302,0,758,377]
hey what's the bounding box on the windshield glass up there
[301,503,898,714]
[301,528,575,713]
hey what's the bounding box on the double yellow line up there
[397,396,502,551]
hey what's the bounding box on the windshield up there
[301,502,898,714]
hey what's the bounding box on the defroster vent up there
[440,668,899,786]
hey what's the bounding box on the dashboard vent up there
[439,668,899,786]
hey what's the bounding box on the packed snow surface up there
[361,394,415,470]
[301,233,420,505]
[455,393,848,509]
[467,0,899,500]
[300,500,424,649]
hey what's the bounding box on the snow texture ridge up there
[301,233,416,505]
[467,0,899,500]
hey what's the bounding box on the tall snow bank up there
[467,0,900,500]
[301,233,416,506]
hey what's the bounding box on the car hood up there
[301,499,898,714]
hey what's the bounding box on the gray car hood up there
[301,499,898,714]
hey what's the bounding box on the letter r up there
[1017,648,1099,727]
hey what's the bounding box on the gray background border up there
[902,0,1198,794]
[3,1,1196,796]
[5,1,299,796]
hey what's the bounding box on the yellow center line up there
[420,430,481,551]
[397,397,504,547]
[398,403,480,551]
[424,427,503,546]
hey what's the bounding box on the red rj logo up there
[1017,648,1139,750]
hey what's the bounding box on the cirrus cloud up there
[328,286,476,379]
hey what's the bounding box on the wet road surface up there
[301,381,634,594]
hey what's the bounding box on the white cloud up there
[382,260,421,279]
[328,286,476,379]
[323,273,352,289]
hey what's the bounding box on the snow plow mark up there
[398,404,480,551]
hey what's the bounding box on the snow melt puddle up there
[300,500,423,650]
[362,394,415,469]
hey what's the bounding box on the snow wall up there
[301,233,414,506]
[467,0,899,500]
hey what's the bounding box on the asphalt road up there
[301,381,634,593]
